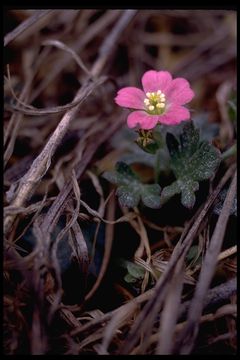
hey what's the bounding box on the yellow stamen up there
[156,103,165,108]
[144,89,166,114]
[144,99,150,105]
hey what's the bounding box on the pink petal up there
[165,78,195,105]
[127,111,159,130]
[159,105,191,125]
[115,87,145,110]
[141,70,172,93]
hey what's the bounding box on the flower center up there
[143,90,166,115]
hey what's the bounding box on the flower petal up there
[141,70,172,93]
[159,105,191,125]
[127,111,159,130]
[165,78,195,105]
[115,87,145,110]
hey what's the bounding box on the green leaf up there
[124,273,137,283]
[119,259,146,284]
[161,178,199,208]
[161,121,221,208]
[102,171,122,185]
[179,179,199,208]
[179,121,199,154]
[120,142,171,181]
[154,148,171,181]
[103,161,139,186]
[126,261,145,279]
[116,185,140,208]
[141,184,161,208]
[166,132,180,157]
[103,162,161,209]
[116,161,139,180]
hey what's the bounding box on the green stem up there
[221,143,237,161]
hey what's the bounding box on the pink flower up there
[115,70,195,130]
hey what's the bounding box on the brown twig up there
[38,10,137,236]
[70,287,155,338]
[30,10,122,100]
[69,166,235,349]
[39,114,125,236]
[4,10,54,46]
[218,245,237,262]
[171,24,230,75]
[42,39,92,77]
[132,303,237,354]
[46,294,82,331]
[69,221,89,295]
[6,76,107,116]
[4,45,51,169]
[117,164,236,355]
[178,277,237,320]
[175,170,237,354]
[156,259,185,354]
[90,10,137,77]
[85,194,115,301]
[4,10,137,238]
[4,78,105,235]
[216,81,235,144]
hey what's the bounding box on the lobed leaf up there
[141,184,161,208]
[103,162,161,208]
[161,121,221,208]
[116,185,140,208]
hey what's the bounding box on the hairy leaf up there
[161,121,221,208]
[103,161,161,208]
